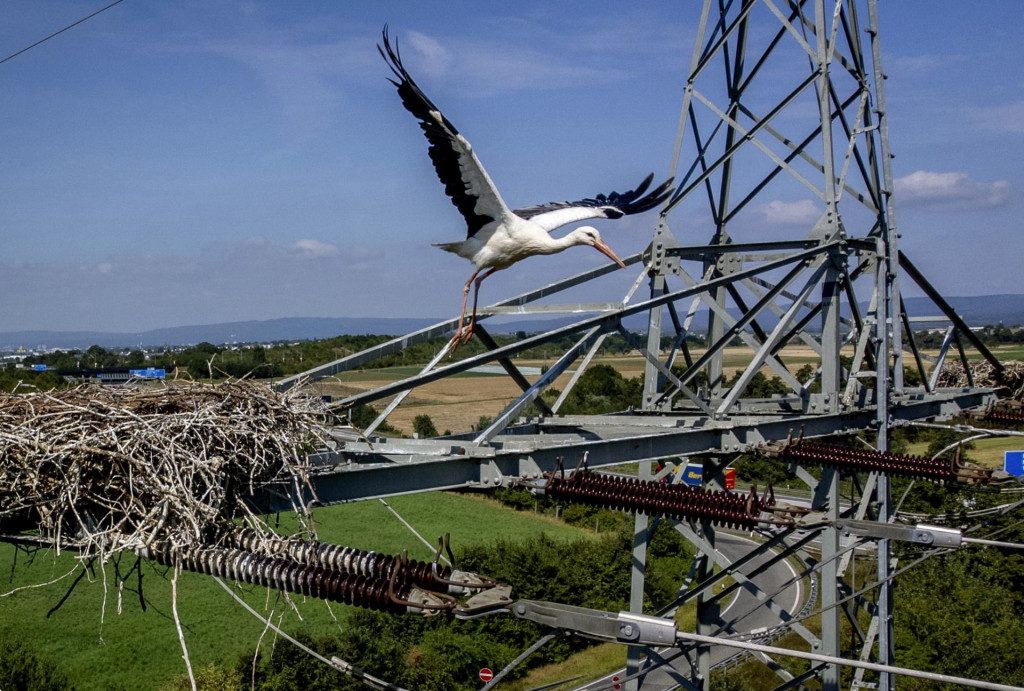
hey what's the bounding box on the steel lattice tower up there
[628,2,997,689]
[638,1,900,688]
[272,3,1004,690]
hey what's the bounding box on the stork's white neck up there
[540,227,597,255]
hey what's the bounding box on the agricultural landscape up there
[3,334,1024,689]
[3,1,1024,691]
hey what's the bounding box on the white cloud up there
[884,53,961,75]
[759,199,821,226]
[454,45,607,94]
[292,239,340,258]
[405,31,452,78]
[967,102,1024,135]
[216,237,372,266]
[894,171,1010,211]
[190,35,369,142]
[0,238,386,332]
[391,31,609,96]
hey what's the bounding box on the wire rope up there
[670,629,1024,691]
[214,576,409,691]
[0,0,126,66]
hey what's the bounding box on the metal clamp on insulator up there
[443,569,498,595]
[909,525,963,548]
[400,586,458,614]
[833,519,964,548]
[616,611,679,646]
[455,584,515,619]
[427,532,497,593]
[510,599,678,647]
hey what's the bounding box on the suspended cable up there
[378,497,450,564]
[0,0,126,66]
[672,630,1024,691]
[479,632,560,691]
[214,577,409,691]
[783,494,1024,631]
[901,419,1024,438]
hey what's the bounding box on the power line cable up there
[670,630,1024,691]
[378,497,450,564]
[0,0,126,66]
[620,495,1024,690]
[214,577,408,691]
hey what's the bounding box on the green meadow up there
[0,492,591,691]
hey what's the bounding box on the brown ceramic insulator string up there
[225,528,455,592]
[544,470,766,530]
[776,440,992,484]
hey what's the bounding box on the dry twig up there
[0,380,333,559]
[937,360,1024,402]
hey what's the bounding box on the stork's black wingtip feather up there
[379,26,400,66]
[636,172,654,195]
[653,176,674,198]
[379,26,416,88]
[614,174,673,214]
[511,173,675,220]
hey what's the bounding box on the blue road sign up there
[1005,451,1024,476]
[682,462,704,487]
[32,364,47,371]
[130,368,166,379]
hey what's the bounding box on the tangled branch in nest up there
[0,380,334,558]
[936,359,1024,402]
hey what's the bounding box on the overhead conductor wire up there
[215,577,408,691]
[0,0,126,66]
[212,499,448,689]
[580,464,1024,690]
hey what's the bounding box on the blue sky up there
[0,1,1019,333]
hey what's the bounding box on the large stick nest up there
[0,380,333,556]
[936,359,1024,402]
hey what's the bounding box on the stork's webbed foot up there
[447,321,475,351]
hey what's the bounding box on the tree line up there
[14,331,706,385]
[14,320,1019,388]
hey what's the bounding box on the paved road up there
[577,533,805,691]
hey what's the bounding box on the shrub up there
[0,640,71,691]
[412,414,439,438]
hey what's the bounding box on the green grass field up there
[966,345,1024,361]
[0,492,592,690]
[906,434,1023,468]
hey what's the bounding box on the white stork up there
[379,28,673,346]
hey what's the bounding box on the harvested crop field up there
[306,345,839,436]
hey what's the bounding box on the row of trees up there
[16,330,710,385]
[912,323,1024,349]
[0,367,66,393]
[22,323,1016,388]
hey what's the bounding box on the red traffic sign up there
[479,668,493,682]
[724,467,737,490]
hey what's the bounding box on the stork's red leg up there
[460,267,497,345]
[450,269,481,349]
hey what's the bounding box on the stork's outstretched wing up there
[379,27,508,239]
[514,173,674,232]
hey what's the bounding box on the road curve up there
[577,532,805,691]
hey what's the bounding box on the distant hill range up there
[2,294,1022,351]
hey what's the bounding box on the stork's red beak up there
[593,239,627,269]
